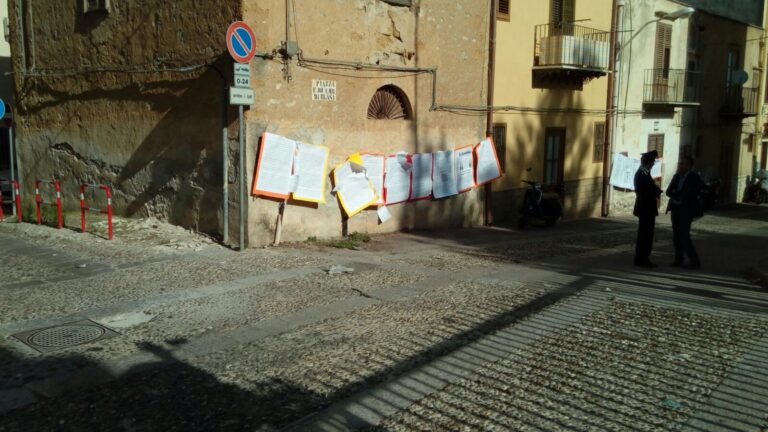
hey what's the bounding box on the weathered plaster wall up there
[8,0,241,235]
[243,0,489,245]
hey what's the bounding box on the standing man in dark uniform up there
[634,150,662,268]
[666,156,703,269]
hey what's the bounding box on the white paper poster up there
[385,154,412,205]
[377,205,392,223]
[433,150,458,199]
[410,153,433,200]
[293,143,330,203]
[253,133,297,199]
[455,146,476,192]
[651,159,663,179]
[609,153,640,190]
[333,162,377,217]
[362,154,385,206]
[475,138,503,185]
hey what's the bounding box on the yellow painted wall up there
[491,0,612,219]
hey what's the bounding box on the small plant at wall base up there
[24,204,66,227]
[325,232,371,249]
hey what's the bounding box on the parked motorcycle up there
[745,170,768,205]
[518,177,564,229]
[699,176,721,211]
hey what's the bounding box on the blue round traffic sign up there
[0,99,5,119]
[226,21,257,64]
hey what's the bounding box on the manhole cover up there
[12,320,119,353]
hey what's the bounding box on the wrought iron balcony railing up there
[533,22,611,72]
[643,69,701,106]
[721,86,758,117]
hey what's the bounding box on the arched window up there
[367,85,413,120]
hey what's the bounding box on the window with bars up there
[647,134,665,158]
[593,122,605,163]
[497,0,510,21]
[492,124,507,172]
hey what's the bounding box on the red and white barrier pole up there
[103,185,113,240]
[35,179,64,229]
[13,180,22,223]
[35,180,42,225]
[54,180,63,229]
[80,183,114,240]
[79,184,87,233]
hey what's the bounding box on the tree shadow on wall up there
[117,55,235,237]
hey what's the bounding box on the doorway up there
[544,128,565,185]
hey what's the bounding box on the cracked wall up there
[8,0,241,236]
[7,0,489,246]
[244,0,490,246]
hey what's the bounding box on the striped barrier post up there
[35,179,63,229]
[80,183,114,240]
[14,181,22,223]
[0,180,22,223]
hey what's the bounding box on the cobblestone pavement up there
[0,205,766,431]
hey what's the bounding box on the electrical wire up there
[21,57,220,78]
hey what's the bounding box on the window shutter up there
[492,124,507,171]
[647,134,665,158]
[498,0,510,21]
[563,0,575,24]
[551,0,562,24]
[654,23,672,72]
[593,122,606,163]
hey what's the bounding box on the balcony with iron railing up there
[533,22,611,89]
[720,86,758,119]
[643,69,701,107]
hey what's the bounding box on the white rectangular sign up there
[312,80,337,101]
[234,64,251,76]
[234,75,251,88]
[230,87,255,105]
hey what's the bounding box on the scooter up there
[700,176,721,211]
[519,177,564,229]
[745,172,768,204]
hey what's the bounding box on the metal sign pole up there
[8,126,15,217]
[239,105,245,251]
[223,84,229,245]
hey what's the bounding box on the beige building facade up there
[7,0,491,247]
[609,0,698,214]
[490,0,613,223]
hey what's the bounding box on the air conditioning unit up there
[83,0,110,14]
[539,36,583,66]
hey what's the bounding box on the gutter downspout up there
[602,0,622,217]
[484,0,497,226]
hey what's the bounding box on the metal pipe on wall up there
[602,0,622,217]
[484,0,497,226]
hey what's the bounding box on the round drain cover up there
[28,324,107,348]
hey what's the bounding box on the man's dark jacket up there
[666,171,704,219]
[634,167,662,217]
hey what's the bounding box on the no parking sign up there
[226,21,257,64]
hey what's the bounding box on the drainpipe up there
[484,0,497,226]
[602,0,622,217]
